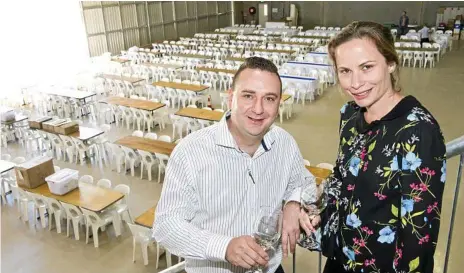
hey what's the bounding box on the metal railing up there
[443,135,464,273]
[293,135,464,273]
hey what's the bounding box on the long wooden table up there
[102,97,165,112]
[306,165,332,185]
[254,49,296,54]
[141,63,184,70]
[68,126,104,141]
[40,89,96,100]
[152,81,209,93]
[1,115,28,125]
[135,205,156,228]
[171,53,211,60]
[282,94,292,102]
[0,160,15,174]
[100,74,145,84]
[115,136,176,156]
[196,67,237,74]
[175,108,224,122]
[22,183,124,212]
[225,57,247,62]
[395,47,438,52]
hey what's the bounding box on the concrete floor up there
[1,41,463,273]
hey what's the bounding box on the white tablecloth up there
[280,75,319,96]
[284,61,335,83]
[265,22,287,28]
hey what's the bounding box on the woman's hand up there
[299,208,321,236]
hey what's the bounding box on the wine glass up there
[247,205,282,273]
[299,178,328,250]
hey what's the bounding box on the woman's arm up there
[395,125,446,273]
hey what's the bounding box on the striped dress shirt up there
[153,114,314,273]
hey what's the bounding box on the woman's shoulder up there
[339,101,359,117]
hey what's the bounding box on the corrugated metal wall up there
[81,1,233,57]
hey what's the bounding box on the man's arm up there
[153,147,233,261]
[281,138,316,257]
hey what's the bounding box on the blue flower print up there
[377,226,396,244]
[349,157,361,176]
[407,113,419,121]
[340,104,347,114]
[441,161,446,183]
[343,246,356,261]
[346,213,362,228]
[401,198,414,217]
[390,156,399,171]
[402,152,422,172]
[424,217,428,223]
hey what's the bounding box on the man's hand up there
[225,236,269,269]
[299,208,321,236]
[281,201,301,258]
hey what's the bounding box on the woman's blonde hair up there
[328,21,401,92]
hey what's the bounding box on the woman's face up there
[335,38,396,108]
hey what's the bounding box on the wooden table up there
[115,136,176,156]
[398,39,421,43]
[171,54,211,60]
[0,160,15,174]
[395,47,438,52]
[152,81,209,93]
[1,115,28,125]
[293,35,331,40]
[22,183,123,212]
[100,74,145,84]
[275,42,315,46]
[141,63,184,70]
[175,108,224,122]
[196,67,237,74]
[69,126,104,141]
[281,94,292,102]
[225,57,247,62]
[305,165,332,185]
[102,97,165,112]
[253,48,295,54]
[111,58,131,64]
[135,205,156,228]
[41,89,96,100]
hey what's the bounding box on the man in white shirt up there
[419,24,431,45]
[153,57,315,273]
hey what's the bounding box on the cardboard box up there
[29,116,52,129]
[42,119,68,133]
[54,121,79,135]
[15,156,55,189]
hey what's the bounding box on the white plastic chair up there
[61,202,86,240]
[158,135,172,143]
[28,192,49,228]
[132,130,144,137]
[138,150,158,181]
[46,197,67,233]
[144,132,158,140]
[81,208,121,248]
[121,146,141,177]
[54,166,61,172]
[96,179,112,189]
[303,159,311,166]
[127,222,157,266]
[12,157,26,164]
[107,143,126,173]
[79,175,94,185]
[112,184,132,223]
[1,154,11,161]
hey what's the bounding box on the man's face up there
[228,68,281,139]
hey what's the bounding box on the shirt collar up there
[215,111,276,152]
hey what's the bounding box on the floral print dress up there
[320,96,446,273]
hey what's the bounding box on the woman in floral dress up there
[299,21,446,273]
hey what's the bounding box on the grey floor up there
[1,41,464,273]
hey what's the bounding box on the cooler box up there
[45,168,79,195]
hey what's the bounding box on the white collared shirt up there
[419,27,430,39]
[153,114,314,273]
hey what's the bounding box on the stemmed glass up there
[247,205,283,273]
[299,178,328,250]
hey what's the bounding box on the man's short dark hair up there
[231,57,282,94]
